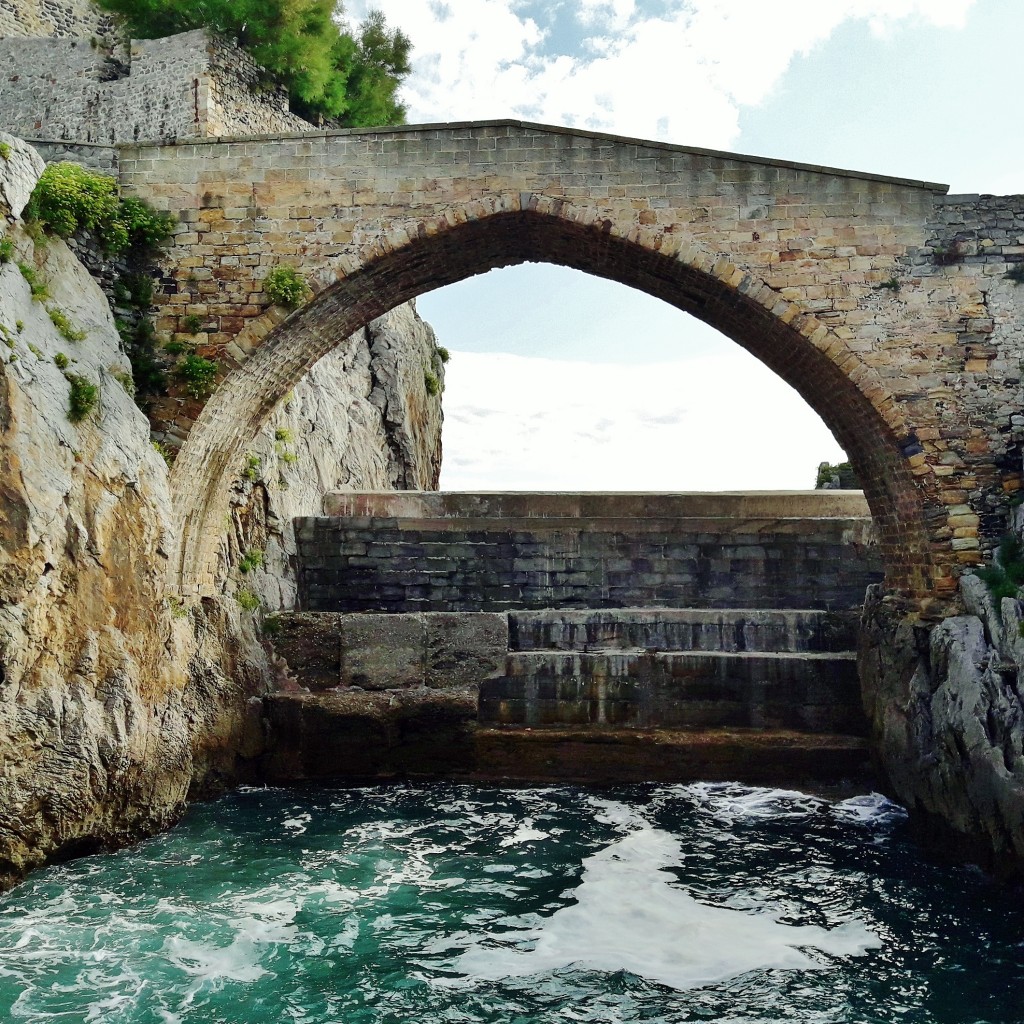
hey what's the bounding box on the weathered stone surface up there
[262,688,479,781]
[340,614,425,690]
[860,576,1024,874]
[269,613,343,691]
[219,301,443,612]
[0,137,442,890]
[297,494,882,613]
[0,131,44,221]
[425,613,507,689]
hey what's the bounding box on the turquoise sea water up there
[0,782,1020,1023]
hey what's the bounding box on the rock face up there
[860,553,1024,872]
[0,135,443,889]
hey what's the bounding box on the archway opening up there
[169,204,938,602]
[418,263,848,492]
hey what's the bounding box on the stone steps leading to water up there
[507,608,859,654]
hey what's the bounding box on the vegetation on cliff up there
[94,0,412,126]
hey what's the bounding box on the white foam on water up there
[685,783,826,821]
[587,797,652,832]
[163,930,271,1009]
[282,812,312,834]
[499,818,548,847]
[447,827,880,991]
[832,793,907,827]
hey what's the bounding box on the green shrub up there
[24,163,174,255]
[0,142,11,160]
[0,237,13,263]
[242,454,262,481]
[27,343,42,358]
[48,307,86,342]
[262,615,282,637]
[151,440,174,467]
[274,427,293,443]
[17,263,48,301]
[235,588,261,613]
[175,354,218,399]
[54,352,69,369]
[110,367,136,395]
[436,346,450,363]
[181,313,204,334]
[238,548,264,574]
[66,373,99,423]
[264,265,308,309]
[424,369,440,396]
[117,272,154,307]
[975,535,1024,607]
[164,339,191,356]
[278,448,298,465]
[15,320,23,333]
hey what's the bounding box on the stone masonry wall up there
[0,29,312,144]
[296,493,882,614]
[116,121,1024,604]
[0,0,114,41]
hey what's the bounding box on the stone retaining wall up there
[0,28,311,145]
[296,491,882,613]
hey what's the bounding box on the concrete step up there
[508,607,859,654]
[479,649,864,735]
[261,687,871,788]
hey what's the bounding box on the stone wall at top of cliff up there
[0,0,115,42]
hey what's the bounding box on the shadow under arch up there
[169,196,940,603]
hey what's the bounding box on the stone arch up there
[169,193,945,605]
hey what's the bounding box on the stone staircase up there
[262,491,878,788]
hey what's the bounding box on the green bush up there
[151,440,174,467]
[238,548,264,574]
[175,354,219,399]
[242,454,261,481]
[95,1,411,126]
[17,263,48,301]
[48,307,86,342]
[24,163,174,255]
[274,427,293,443]
[164,339,191,356]
[54,352,70,369]
[0,142,11,161]
[181,313,204,334]
[436,346,450,363]
[262,615,282,637]
[424,369,440,396]
[0,237,13,263]
[264,265,308,309]
[975,535,1024,606]
[110,367,136,395]
[235,588,261,612]
[66,373,100,423]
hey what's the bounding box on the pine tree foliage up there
[94,0,411,126]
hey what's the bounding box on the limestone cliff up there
[860,534,1024,873]
[0,134,443,889]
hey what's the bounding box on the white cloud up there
[346,0,976,147]
[438,349,845,491]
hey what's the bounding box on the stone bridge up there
[112,119,1024,605]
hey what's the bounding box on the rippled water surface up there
[1,782,1021,1023]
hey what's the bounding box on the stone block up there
[272,612,344,690]
[339,613,425,689]
[425,612,508,689]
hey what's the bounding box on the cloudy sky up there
[344,0,1023,491]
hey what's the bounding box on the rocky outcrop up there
[0,134,444,889]
[860,552,1024,873]
[223,301,444,610]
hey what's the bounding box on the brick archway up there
[168,197,945,604]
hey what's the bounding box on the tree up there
[94,0,411,126]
